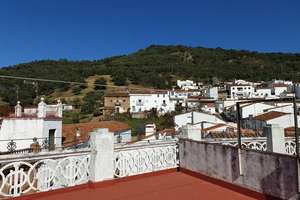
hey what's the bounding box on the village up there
[0,78,299,154]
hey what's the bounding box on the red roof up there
[273,83,288,87]
[62,121,130,143]
[202,124,228,132]
[254,111,288,121]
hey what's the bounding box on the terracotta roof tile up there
[273,83,288,87]
[254,111,288,121]
[62,120,130,144]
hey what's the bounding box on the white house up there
[129,90,175,114]
[254,88,272,98]
[264,104,294,114]
[272,83,288,96]
[240,102,275,119]
[230,84,255,99]
[244,111,300,130]
[208,87,218,100]
[0,98,63,152]
[169,90,189,109]
[177,80,199,90]
[174,111,225,131]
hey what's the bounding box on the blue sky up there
[0,0,299,66]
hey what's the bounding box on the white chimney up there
[37,97,47,118]
[14,101,22,117]
[57,99,63,118]
[145,123,156,137]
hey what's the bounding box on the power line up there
[0,75,154,91]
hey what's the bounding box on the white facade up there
[245,113,300,130]
[177,80,199,90]
[254,88,272,98]
[241,103,274,119]
[174,111,225,130]
[230,85,255,99]
[0,99,63,152]
[273,80,293,86]
[208,87,218,100]
[145,123,156,137]
[169,90,189,108]
[273,86,288,96]
[265,104,294,114]
[129,92,175,114]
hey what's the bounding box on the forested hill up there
[1,44,300,105]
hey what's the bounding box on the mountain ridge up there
[0,44,300,105]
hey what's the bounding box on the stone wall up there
[179,138,299,200]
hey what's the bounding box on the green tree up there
[94,78,107,90]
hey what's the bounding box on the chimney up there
[264,124,285,154]
[37,97,47,118]
[145,123,156,137]
[14,101,22,117]
[57,99,63,117]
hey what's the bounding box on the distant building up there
[254,87,272,98]
[177,80,199,90]
[174,111,225,131]
[240,102,274,119]
[129,90,175,114]
[230,84,255,99]
[0,98,63,152]
[243,111,299,130]
[208,87,218,100]
[104,92,130,117]
[272,83,288,96]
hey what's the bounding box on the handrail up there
[0,148,91,164]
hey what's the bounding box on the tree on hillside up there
[112,74,127,86]
[94,78,107,90]
[81,91,104,115]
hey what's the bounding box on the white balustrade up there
[114,141,178,178]
[0,154,90,197]
[285,141,296,155]
[217,139,297,155]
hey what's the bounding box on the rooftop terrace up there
[1,128,299,200]
[14,170,262,200]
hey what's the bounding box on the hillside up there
[1,44,300,106]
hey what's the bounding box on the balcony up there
[0,129,299,200]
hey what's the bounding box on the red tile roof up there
[62,121,130,144]
[202,124,228,132]
[254,111,288,121]
[273,83,288,87]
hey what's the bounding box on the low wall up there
[179,138,299,200]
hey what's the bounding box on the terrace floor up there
[16,170,263,200]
